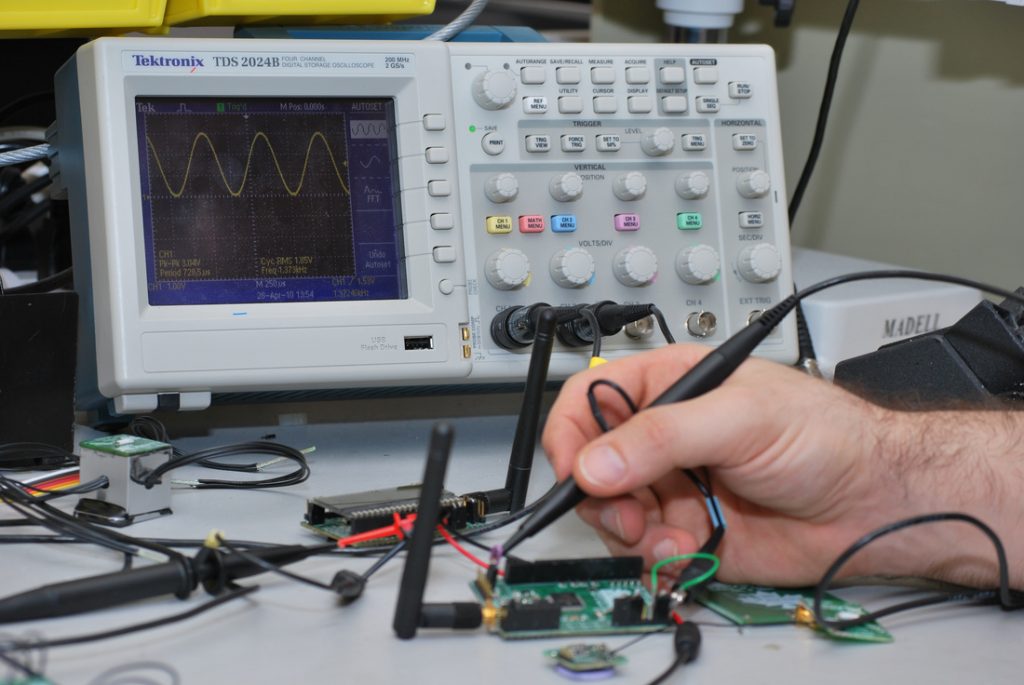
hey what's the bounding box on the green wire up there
[650,552,720,593]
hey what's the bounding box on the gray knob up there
[613,172,648,201]
[472,69,517,110]
[675,245,720,285]
[549,172,584,202]
[613,245,658,287]
[484,173,519,203]
[640,127,675,156]
[549,248,595,288]
[485,248,531,290]
[737,170,771,199]
[676,171,710,200]
[737,243,782,283]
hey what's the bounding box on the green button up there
[677,212,703,230]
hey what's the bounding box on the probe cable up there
[138,441,311,490]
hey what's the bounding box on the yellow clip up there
[204,529,226,549]
[589,356,608,369]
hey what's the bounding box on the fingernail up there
[653,538,679,561]
[599,507,625,541]
[578,445,627,487]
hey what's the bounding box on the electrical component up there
[73,434,173,527]
[544,643,627,680]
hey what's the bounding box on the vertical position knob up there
[675,171,711,200]
[613,245,658,287]
[485,248,531,290]
[675,244,720,285]
[736,170,771,198]
[549,248,595,288]
[737,243,782,283]
[549,172,584,202]
[641,127,676,156]
[613,172,647,201]
[472,69,518,110]
[484,173,519,203]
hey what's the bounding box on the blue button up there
[551,215,577,233]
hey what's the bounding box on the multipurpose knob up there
[549,248,595,288]
[613,245,658,287]
[485,248,531,290]
[640,127,675,156]
[675,245,721,285]
[675,171,711,200]
[484,173,519,203]
[737,243,782,283]
[472,69,518,110]
[736,170,772,199]
[549,172,584,202]
[613,172,648,201]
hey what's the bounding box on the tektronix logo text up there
[131,54,205,68]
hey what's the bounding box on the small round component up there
[747,309,765,325]
[612,245,658,287]
[640,126,675,156]
[675,244,720,285]
[549,172,584,202]
[480,131,505,156]
[438,279,454,295]
[623,315,655,340]
[736,169,772,199]
[675,171,711,200]
[485,248,531,290]
[737,243,782,283]
[471,69,518,110]
[612,171,648,201]
[686,311,718,338]
[484,172,519,203]
[549,248,595,288]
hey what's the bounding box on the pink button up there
[519,215,545,233]
[614,213,640,231]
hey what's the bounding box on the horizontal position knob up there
[613,172,647,201]
[613,245,658,287]
[641,127,675,156]
[737,243,782,283]
[549,248,595,288]
[484,173,519,203]
[675,171,710,200]
[472,69,518,110]
[736,170,771,199]
[549,172,584,202]
[485,248,531,290]
[675,244,720,285]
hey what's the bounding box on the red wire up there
[437,525,503,577]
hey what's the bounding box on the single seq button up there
[485,216,514,234]
[519,215,546,233]
[696,96,720,113]
[551,215,577,233]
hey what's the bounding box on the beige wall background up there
[592,0,1024,289]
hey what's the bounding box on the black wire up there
[0,174,51,217]
[788,0,862,225]
[649,305,676,345]
[581,307,603,358]
[214,535,338,592]
[362,540,406,579]
[0,91,55,124]
[645,655,684,685]
[4,267,73,295]
[586,379,640,433]
[0,442,76,470]
[139,441,310,490]
[796,269,1024,307]
[0,650,42,679]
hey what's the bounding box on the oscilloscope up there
[53,38,798,412]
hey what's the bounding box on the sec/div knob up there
[613,245,658,287]
[613,172,647,201]
[549,172,584,202]
[675,244,720,285]
[485,248,531,290]
[472,69,517,110]
[641,127,675,156]
[737,243,782,283]
[550,248,595,288]
[484,173,519,203]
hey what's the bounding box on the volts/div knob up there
[472,69,517,110]
[676,171,710,200]
[613,245,658,287]
[737,243,782,283]
[484,173,519,203]
[613,172,647,201]
[675,244,720,285]
[641,127,675,156]
[737,170,771,199]
[549,248,595,288]
[549,172,584,202]
[485,248,531,290]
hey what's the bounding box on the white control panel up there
[55,38,796,411]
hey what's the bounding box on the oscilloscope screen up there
[135,96,407,306]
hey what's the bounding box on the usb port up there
[404,336,434,351]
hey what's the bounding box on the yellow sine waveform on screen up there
[145,131,351,198]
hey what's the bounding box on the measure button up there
[596,134,621,152]
[591,66,615,84]
[519,215,546,233]
[614,213,641,232]
[427,180,451,196]
[486,216,514,234]
[525,134,551,153]
[551,215,577,233]
[481,132,505,156]
[432,246,457,263]
[430,213,454,230]
[739,211,765,229]
[676,212,703,230]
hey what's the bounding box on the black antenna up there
[392,422,481,639]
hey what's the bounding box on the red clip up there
[336,512,418,549]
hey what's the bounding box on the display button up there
[427,180,451,196]
[739,211,765,229]
[662,96,688,113]
[593,96,617,114]
[520,66,546,84]
[696,96,720,113]
[591,66,615,84]
[729,81,753,99]
[519,215,546,233]
[693,66,719,84]
[614,213,641,232]
[486,216,514,234]
[676,212,703,230]
[425,147,448,164]
[522,96,548,114]
[596,134,622,152]
[659,66,685,84]
[556,66,581,84]
[525,134,551,153]
[625,66,651,84]
[681,133,707,151]
[432,246,456,263]
[551,215,577,233]
[733,133,758,151]
[560,134,586,152]
[430,213,454,230]
[558,96,584,114]
[481,131,505,156]
[422,113,446,131]
[627,96,653,113]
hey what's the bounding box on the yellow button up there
[486,216,513,234]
